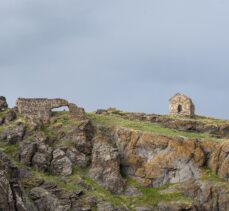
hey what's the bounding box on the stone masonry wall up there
[16,98,69,121]
[68,103,87,120]
[169,93,195,116]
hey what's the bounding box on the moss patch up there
[201,168,225,183]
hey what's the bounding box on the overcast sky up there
[1,0,229,118]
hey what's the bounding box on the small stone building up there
[169,93,195,116]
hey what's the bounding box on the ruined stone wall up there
[169,93,195,116]
[16,98,69,121]
[68,103,86,120]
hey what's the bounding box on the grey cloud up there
[0,0,229,118]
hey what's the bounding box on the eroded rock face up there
[50,149,72,176]
[66,148,90,168]
[17,118,94,177]
[19,141,37,166]
[4,109,17,123]
[156,201,194,211]
[177,180,229,211]
[0,151,29,211]
[1,122,26,144]
[89,131,125,194]
[113,128,204,187]
[19,134,53,173]
[1,110,17,124]
[32,152,51,172]
[202,141,229,180]
[59,120,94,161]
[29,187,63,211]
[96,201,116,211]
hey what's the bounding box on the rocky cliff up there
[0,101,229,211]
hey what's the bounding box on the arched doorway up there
[177,105,182,113]
[51,106,69,112]
[51,106,69,117]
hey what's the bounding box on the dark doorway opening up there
[178,105,182,113]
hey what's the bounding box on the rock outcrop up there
[0,96,8,111]
[19,141,37,166]
[17,119,94,177]
[174,180,229,211]
[89,130,125,194]
[50,149,73,176]
[0,151,29,211]
[112,128,205,187]
[29,187,63,211]
[0,99,229,210]
[202,141,229,180]
[1,122,26,144]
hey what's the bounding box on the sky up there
[1,0,229,118]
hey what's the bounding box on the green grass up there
[0,109,10,118]
[31,169,83,192]
[166,114,229,125]
[40,124,56,139]
[201,168,225,183]
[87,113,223,140]
[102,109,229,126]
[69,167,133,209]
[0,143,19,156]
[50,111,82,126]
[39,111,84,139]
[70,167,192,210]
[123,177,192,208]
[54,140,76,148]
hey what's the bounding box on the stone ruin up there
[169,93,195,116]
[2,94,197,121]
[16,98,86,122]
[68,103,86,120]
